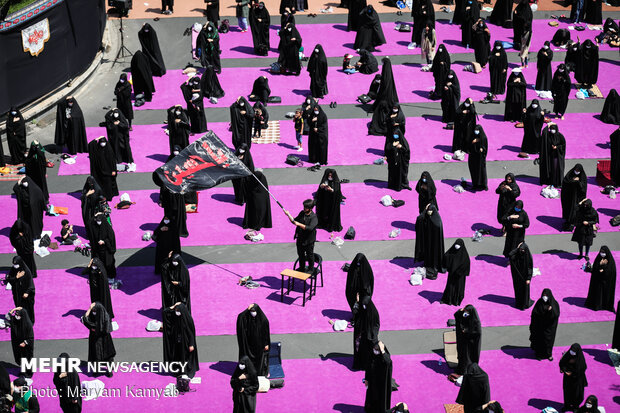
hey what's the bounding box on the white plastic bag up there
[453,185,465,193]
[146,320,162,332]
[380,195,393,206]
[332,320,348,331]
[331,236,344,247]
[533,267,541,277]
[453,150,465,161]
[81,379,106,401]
[389,228,401,238]
[541,185,560,198]
[409,272,423,286]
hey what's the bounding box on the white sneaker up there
[407,42,416,50]
[297,147,303,152]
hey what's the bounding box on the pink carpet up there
[10,345,618,412]
[2,252,617,341]
[0,177,618,253]
[132,60,620,110]
[57,113,617,175]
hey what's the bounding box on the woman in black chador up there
[104,108,133,165]
[87,212,117,280]
[162,303,199,378]
[601,89,620,125]
[456,363,490,413]
[249,1,270,55]
[368,58,399,136]
[585,246,616,312]
[385,130,411,192]
[347,0,367,31]
[576,40,598,87]
[441,70,461,125]
[25,141,48,203]
[561,164,587,231]
[9,308,34,378]
[308,104,329,165]
[53,352,82,413]
[612,127,620,186]
[315,169,343,232]
[201,65,225,100]
[114,73,134,129]
[520,100,544,156]
[468,125,488,191]
[431,45,451,100]
[345,253,374,311]
[230,356,259,413]
[552,64,571,119]
[452,98,477,154]
[153,216,181,275]
[5,106,27,164]
[236,304,271,377]
[414,204,445,280]
[559,343,588,411]
[84,258,114,319]
[454,305,481,375]
[308,45,328,99]
[81,302,116,376]
[167,105,191,153]
[530,288,560,361]
[161,253,191,313]
[577,395,600,413]
[489,0,512,27]
[357,49,379,75]
[138,23,166,77]
[415,171,438,214]
[471,19,490,67]
[6,256,36,324]
[277,22,302,75]
[508,242,534,310]
[13,176,46,239]
[535,42,553,92]
[130,51,155,102]
[196,22,221,73]
[387,103,406,138]
[233,143,255,205]
[181,76,208,134]
[488,42,507,99]
[502,200,529,257]
[54,96,88,155]
[538,123,566,187]
[512,0,532,50]
[364,340,393,413]
[411,0,435,47]
[504,70,527,122]
[230,97,255,149]
[249,76,271,104]
[10,219,36,279]
[571,199,598,260]
[441,239,470,306]
[354,5,386,52]
[352,295,380,371]
[460,0,479,48]
[242,171,272,231]
[88,136,119,201]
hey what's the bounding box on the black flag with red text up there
[153,131,252,194]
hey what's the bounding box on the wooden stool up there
[280,269,314,306]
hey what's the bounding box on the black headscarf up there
[576,395,599,413]
[5,106,27,164]
[10,307,34,364]
[85,257,114,318]
[373,58,399,110]
[443,239,470,278]
[114,73,134,122]
[415,171,438,214]
[489,41,508,95]
[201,65,225,99]
[346,253,374,311]
[83,302,113,334]
[530,288,561,359]
[315,168,343,232]
[13,176,46,239]
[601,89,620,125]
[576,40,599,86]
[559,343,587,377]
[130,50,155,101]
[250,76,271,104]
[53,352,82,411]
[456,363,490,413]
[358,49,379,74]
[236,304,270,376]
[308,44,328,98]
[138,23,166,76]
[586,246,617,312]
[242,171,273,230]
[230,97,255,149]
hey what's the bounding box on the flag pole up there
[249,171,285,210]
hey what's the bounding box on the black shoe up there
[333,102,337,108]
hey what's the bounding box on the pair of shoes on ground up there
[329,102,337,108]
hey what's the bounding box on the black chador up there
[345,253,374,311]
[385,130,410,192]
[167,105,191,153]
[114,74,134,128]
[230,356,259,412]
[88,137,119,201]
[180,76,208,134]
[84,258,114,319]
[508,242,534,310]
[521,100,544,154]
[232,143,255,205]
[552,64,571,117]
[347,0,367,31]
[158,183,189,238]
[54,97,88,155]
[161,253,191,312]
[162,303,199,378]
[612,128,620,186]
[368,58,399,136]
[364,342,393,413]
[454,305,481,375]
[104,108,134,164]
[441,239,470,306]
[414,204,445,279]
[472,20,490,66]
[387,103,406,137]
[431,45,451,99]
[354,5,386,52]
[315,168,343,232]
[81,303,116,366]
[504,71,527,122]
[249,2,271,54]
[468,125,488,191]
[460,0,479,48]
[308,45,328,99]
[576,40,598,87]
[9,308,34,378]
[502,200,529,257]
[441,71,461,124]
[277,23,302,75]
[10,219,37,279]
[411,0,435,45]
[25,141,49,203]
[242,171,272,231]
[357,49,379,74]
[196,22,221,73]
[535,42,553,91]
[512,0,532,50]
[6,256,36,324]
[561,164,587,229]
[5,106,27,164]
[249,76,271,104]
[81,176,103,234]
[130,50,155,102]
[538,124,566,187]
[452,99,477,153]
[601,89,620,125]
[87,213,117,279]
[415,171,438,214]
[53,353,82,413]
[559,343,588,411]
[200,65,225,99]
[152,216,181,275]
[138,23,166,77]
[456,363,490,413]
[352,295,380,371]
[530,288,560,360]
[308,104,329,165]
[489,0,512,26]
[236,304,271,377]
[230,97,255,149]
[13,176,46,239]
[585,246,616,312]
[488,42,508,96]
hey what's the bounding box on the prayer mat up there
[0,164,24,181]
[444,404,465,413]
[252,120,281,144]
[588,84,604,98]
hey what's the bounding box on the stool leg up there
[302,280,306,306]
[281,276,284,302]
